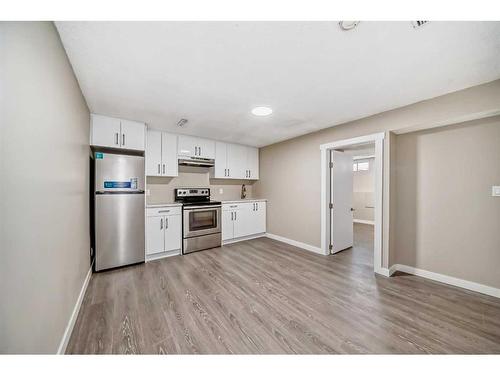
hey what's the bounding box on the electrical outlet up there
[219,188,223,195]
[492,186,500,197]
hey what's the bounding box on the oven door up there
[183,206,221,238]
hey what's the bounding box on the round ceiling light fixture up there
[251,106,273,116]
[338,21,360,31]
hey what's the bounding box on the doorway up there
[320,132,385,275]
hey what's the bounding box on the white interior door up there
[331,150,354,253]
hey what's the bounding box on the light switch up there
[219,188,223,195]
[492,186,500,197]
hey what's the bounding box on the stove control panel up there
[175,188,210,198]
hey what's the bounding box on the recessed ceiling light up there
[251,106,273,116]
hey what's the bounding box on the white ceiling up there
[55,21,500,147]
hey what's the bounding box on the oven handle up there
[183,205,221,211]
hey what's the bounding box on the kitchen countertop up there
[221,198,267,204]
[146,202,183,208]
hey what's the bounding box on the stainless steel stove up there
[174,188,222,254]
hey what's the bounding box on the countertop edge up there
[221,199,267,204]
[146,203,183,208]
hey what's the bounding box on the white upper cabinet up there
[90,114,121,148]
[178,135,215,159]
[246,147,259,180]
[146,129,178,177]
[90,114,145,151]
[120,119,146,151]
[227,143,247,179]
[214,142,228,178]
[162,132,178,177]
[146,130,162,176]
[212,141,259,180]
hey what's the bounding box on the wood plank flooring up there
[66,224,500,354]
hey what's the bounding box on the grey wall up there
[0,22,90,353]
[253,79,500,274]
[394,116,500,289]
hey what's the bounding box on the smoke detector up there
[176,118,188,127]
[339,21,360,31]
[412,21,429,29]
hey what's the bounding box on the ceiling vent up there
[176,118,188,127]
[412,21,429,29]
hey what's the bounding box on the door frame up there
[320,132,385,275]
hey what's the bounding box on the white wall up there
[0,22,90,353]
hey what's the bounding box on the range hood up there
[178,156,214,168]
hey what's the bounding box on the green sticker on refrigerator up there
[95,152,103,159]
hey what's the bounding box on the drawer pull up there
[158,210,170,213]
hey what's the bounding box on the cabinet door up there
[227,144,247,179]
[162,132,178,177]
[198,138,215,159]
[233,205,253,238]
[214,142,228,178]
[247,147,259,180]
[120,119,145,151]
[222,210,234,241]
[164,215,182,251]
[253,202,266,234]
[146,216,164,255]
[91,114,121,148]
[178,135,197,157]
[146,130,162,176]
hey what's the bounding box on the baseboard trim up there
[223,233,266,245]
[353,219,375,225]
[266,233,325,255]
[389,264,500,299]
[146,249,181,262]
[57,262,93,354]
[376,267,391,277]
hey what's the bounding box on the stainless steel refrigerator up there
[94,152,145,271]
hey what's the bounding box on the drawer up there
[147,206,182,217]
[222,202,253,211]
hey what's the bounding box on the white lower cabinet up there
[222,201,266,242]
[146,206,182,259]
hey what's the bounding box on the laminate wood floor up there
[67,224,500,354]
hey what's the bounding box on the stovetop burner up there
[174,187,220,206]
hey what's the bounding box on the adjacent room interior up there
[1,20,500,355]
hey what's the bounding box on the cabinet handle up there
[234,212,237,221]
[228,168,230,177]
[122,134,125,146]
[249,170,251,178]
[163,164,165,175]
[115,133,119,145]
[200,146,202,156]
[158,164,161,174]
[160,218,163,230]
[231,212,233,220]
[166,217,168,229]
[158,210,170,213]
[195,146,198,156]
